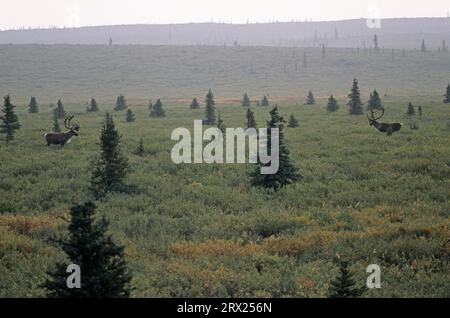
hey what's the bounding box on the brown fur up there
[368,108,402,136]
[44,115,80,146]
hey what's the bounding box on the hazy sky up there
[1,0,449,29]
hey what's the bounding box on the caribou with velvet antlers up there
[44,114,80,146]
[367,107,402,136]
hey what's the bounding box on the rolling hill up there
[1,18,450,49]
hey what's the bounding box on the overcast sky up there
[1,0,449,29]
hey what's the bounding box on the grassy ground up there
[1,45,450,104]
[0,94,449,297]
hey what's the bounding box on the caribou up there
[367,108,402,136]
[44,114,80,146]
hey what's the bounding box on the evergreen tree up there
[250,105,301,191]
[0,95,21,144]
[190,97,199,109]
[28,96,39,113]
[373,34,379,51]
[52,110,61,132]
[421,40,427,52]
[260,94,270,106]
[203,89,216,125]
[418,106,423,117]
[125,109,135,122]
[114,95,127,111]
[217,113,225,133]
[347,79,364,115]
[306,91,316,105]
[242,92,251,107]
[135,138,145,156]
[150,99,165,117]
[148,100,153,111]
[287,114,299,128]
[368,89,383,111]
[328,260,364,298]
[87,98,99,112]
[90,113,129,197]
[55,99,66,119]
[327,95,339,112]
[406,102,415,116]
[43,201,132,298]
[246,108,257,128]
[444,84,450,104]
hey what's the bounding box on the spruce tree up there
[28,97,39,113]
[55,99,66,119]
[444,84,450,104]
[242,92,251,107]
[368,89,383,111]
[125,109,135,122]
[52,110,61,132]
[421,39,427,52]
[203,89,216,125]
[246,108,257,128]
[306,91,316,105]
[190,97,199,109]
[328,260,364,298]
[287,114,299,128]
[261,94,270,106]
[43,201,132,298]
[327,95,339,112]
[135,138,145,156]
[406,102,415,116]
[217,113,225,133]
[87,98,99,112]
[114,95,127,111]
[0,95,20,144]
[150,99,165,117]
[250,105,301,191]
[90,113,129,197]
[347,79,364,115]
[373,34,379,51]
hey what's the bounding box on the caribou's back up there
[44,131,77,146]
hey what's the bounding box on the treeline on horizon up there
[1,17,450,49]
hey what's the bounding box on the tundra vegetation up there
[0,45,449,297]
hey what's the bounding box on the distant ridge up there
[1,18,450,49]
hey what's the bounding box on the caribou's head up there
[64,115,80,136]
[367,107,385,126]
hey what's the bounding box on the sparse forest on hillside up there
[1,45,449,104]
[0,18,450,299]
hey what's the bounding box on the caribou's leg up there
[387,126,393,136]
